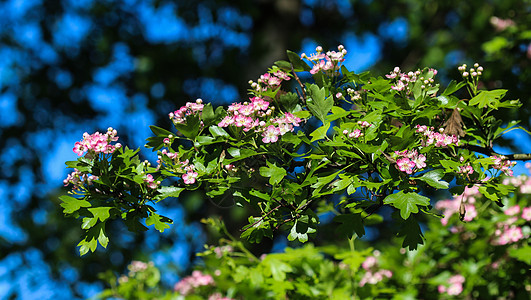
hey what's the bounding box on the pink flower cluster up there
[494,225,524,245]
[73,128,121,157]
[174,270,214,296]
[503,168,531,193]
[415,125,460,147]
[492,204,530,245]
[143,174,160,189]
[436,186,480,225]
[490,155,516,176]
[127,260,152,276]
[261,112,301,143]
[386,67,437,92]
[218,97,301,144]
[458,63,483,78]
[249,70,290,93]
[342,129,363,139]
[438,274,465,296]
[359,252,393,287]
[218,97,271,132]
[301,45,347,75]
[490,16,516,31]
[169,99,204,125]
[182,165,198,185]
[63,169,98,189]
[458,165,474,175]
[156,149,198,184]
[208,293,233,300]
[392,149,426,174]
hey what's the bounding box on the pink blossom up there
[348,129,362,138]
[362,256,377,270]
[522,207,531,221]
[251,97,269,111]
[447,283,463,295]
[208,293,234,300]
[143,174,158,189]
[462,204,477,222]
[174,271,214,296]
[182,171,198,185]
[72,128,120,157]
[262,125,280,143]
[496,225,524,245]
[359,269,392,286]
[458,165,474,175]
[169,100,204,125]
[391,80,406,91]
[520,178,531,193]
[412,154,427,169]
[490,155,515,176]
[303,45,346,75]
[504,205,521,216]
[439,274,465,296]
[415,125,459,147]
[397,157,416,174]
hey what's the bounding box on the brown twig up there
[459,144,531,161]
[291,64,307,101]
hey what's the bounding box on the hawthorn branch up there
[459,144,531,161]
[241,204,282,232]
[291,64,307,101]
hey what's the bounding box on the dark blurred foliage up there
[0,0,529,298]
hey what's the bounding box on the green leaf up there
[155,186,184,202]
[287,219,316,243]
[195,135,216,145]
[263,257,293,281]
[482,36,509,54]
[508,246,531,265]
[287,50,311,72]
[225,148,259,163]
[149,125,174,137]
[146,212,172,233]
[478,186,500,203]
[201,103,216,126]
[332,174,353,193]
[97,225,109,248]
[310,122,330,142]
[414,169,449,189]
[77,222,107,256]
[442,80,466,96]
[209,125,230,138]
[293,110,311,119]
[469,89,507,109]
[397,216,424,251]
[384,191,430,220]
[259,161,287,185]
[334,213,365,238]
[81,217,97,230]
[88,207,112,222]
[306,84,333,123]
[174,114,201,139]
[59,195,91,214]
[326,106,350,121]
[311,170,340,196]
[439,159,461,172]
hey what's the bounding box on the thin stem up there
[348,235,357,300]
[221,221,259,262]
